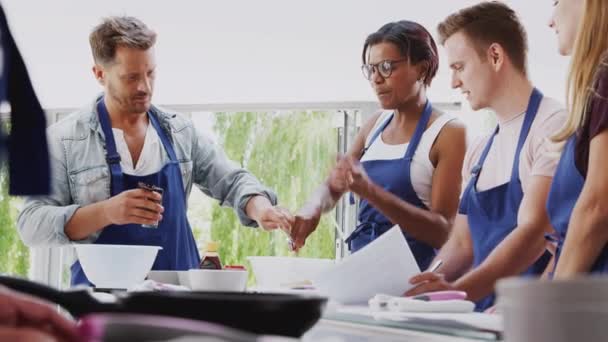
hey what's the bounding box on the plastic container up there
[247,256,334,289]
[497,276,608,342]
[177,271,191,288]
[147,271,179,285]
[188,269,248,292]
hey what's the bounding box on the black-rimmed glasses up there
[361,59,408,80]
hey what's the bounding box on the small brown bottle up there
[199,241,222,270]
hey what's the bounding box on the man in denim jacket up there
[16,16,293,285]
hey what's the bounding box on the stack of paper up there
[329,306,503,340]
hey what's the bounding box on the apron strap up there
[353,100,433,225]
[472,127,499,178]
[148,109,188,207]
[469,88,543,185]
[351,111,394,205]
[148,110,178,163]
[458,125,497,213]
[510,88,543,181]
[360,100,433,160]
[361,112,394,157]
[97,99,183,195]
[97,98,124,196]
[403,100,433,161]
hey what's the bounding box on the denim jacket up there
[17,95,277,246]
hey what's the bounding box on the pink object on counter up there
[78,315,104,342]
[408,290,468,301]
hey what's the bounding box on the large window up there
[4,101,497,287]
[186,109,342,264]
[173,103,373,268]
[23,103,371,287]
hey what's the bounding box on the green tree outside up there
[0,170,29,277]
[199,111,338,278]
[0,110,338,282]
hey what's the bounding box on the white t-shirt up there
[360,112,457,208]
[462,97,567,193]
[112,122,165,176]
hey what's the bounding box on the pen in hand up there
[428,259,443,273]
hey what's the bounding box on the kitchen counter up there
[300,309,501,342]
[80,289,501,341]
[162,318,499,342]
[90,314,500,342]
[303,319,497,342]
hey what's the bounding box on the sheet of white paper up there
[313,225,420,304]
[336,306,503,332]
[375,311,503,333]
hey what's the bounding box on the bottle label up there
[200,257,222,270]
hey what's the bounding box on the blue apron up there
[345,100,436,270]
[459,88,549,311]
[546,136,608,275]
[71,98,200,286]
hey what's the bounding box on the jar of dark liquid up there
[137,182,163,229]
[200,241,222,270]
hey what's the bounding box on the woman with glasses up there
[290,20,466,270]
[545,0,608,278]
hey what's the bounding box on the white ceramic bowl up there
[73,244,161,289]
[178,271,191,288]
[497,276,608,342]
[247,256,334,289]
[147,270,179,285]
[188,269,248,292]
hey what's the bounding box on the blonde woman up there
[546,0,608,277]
